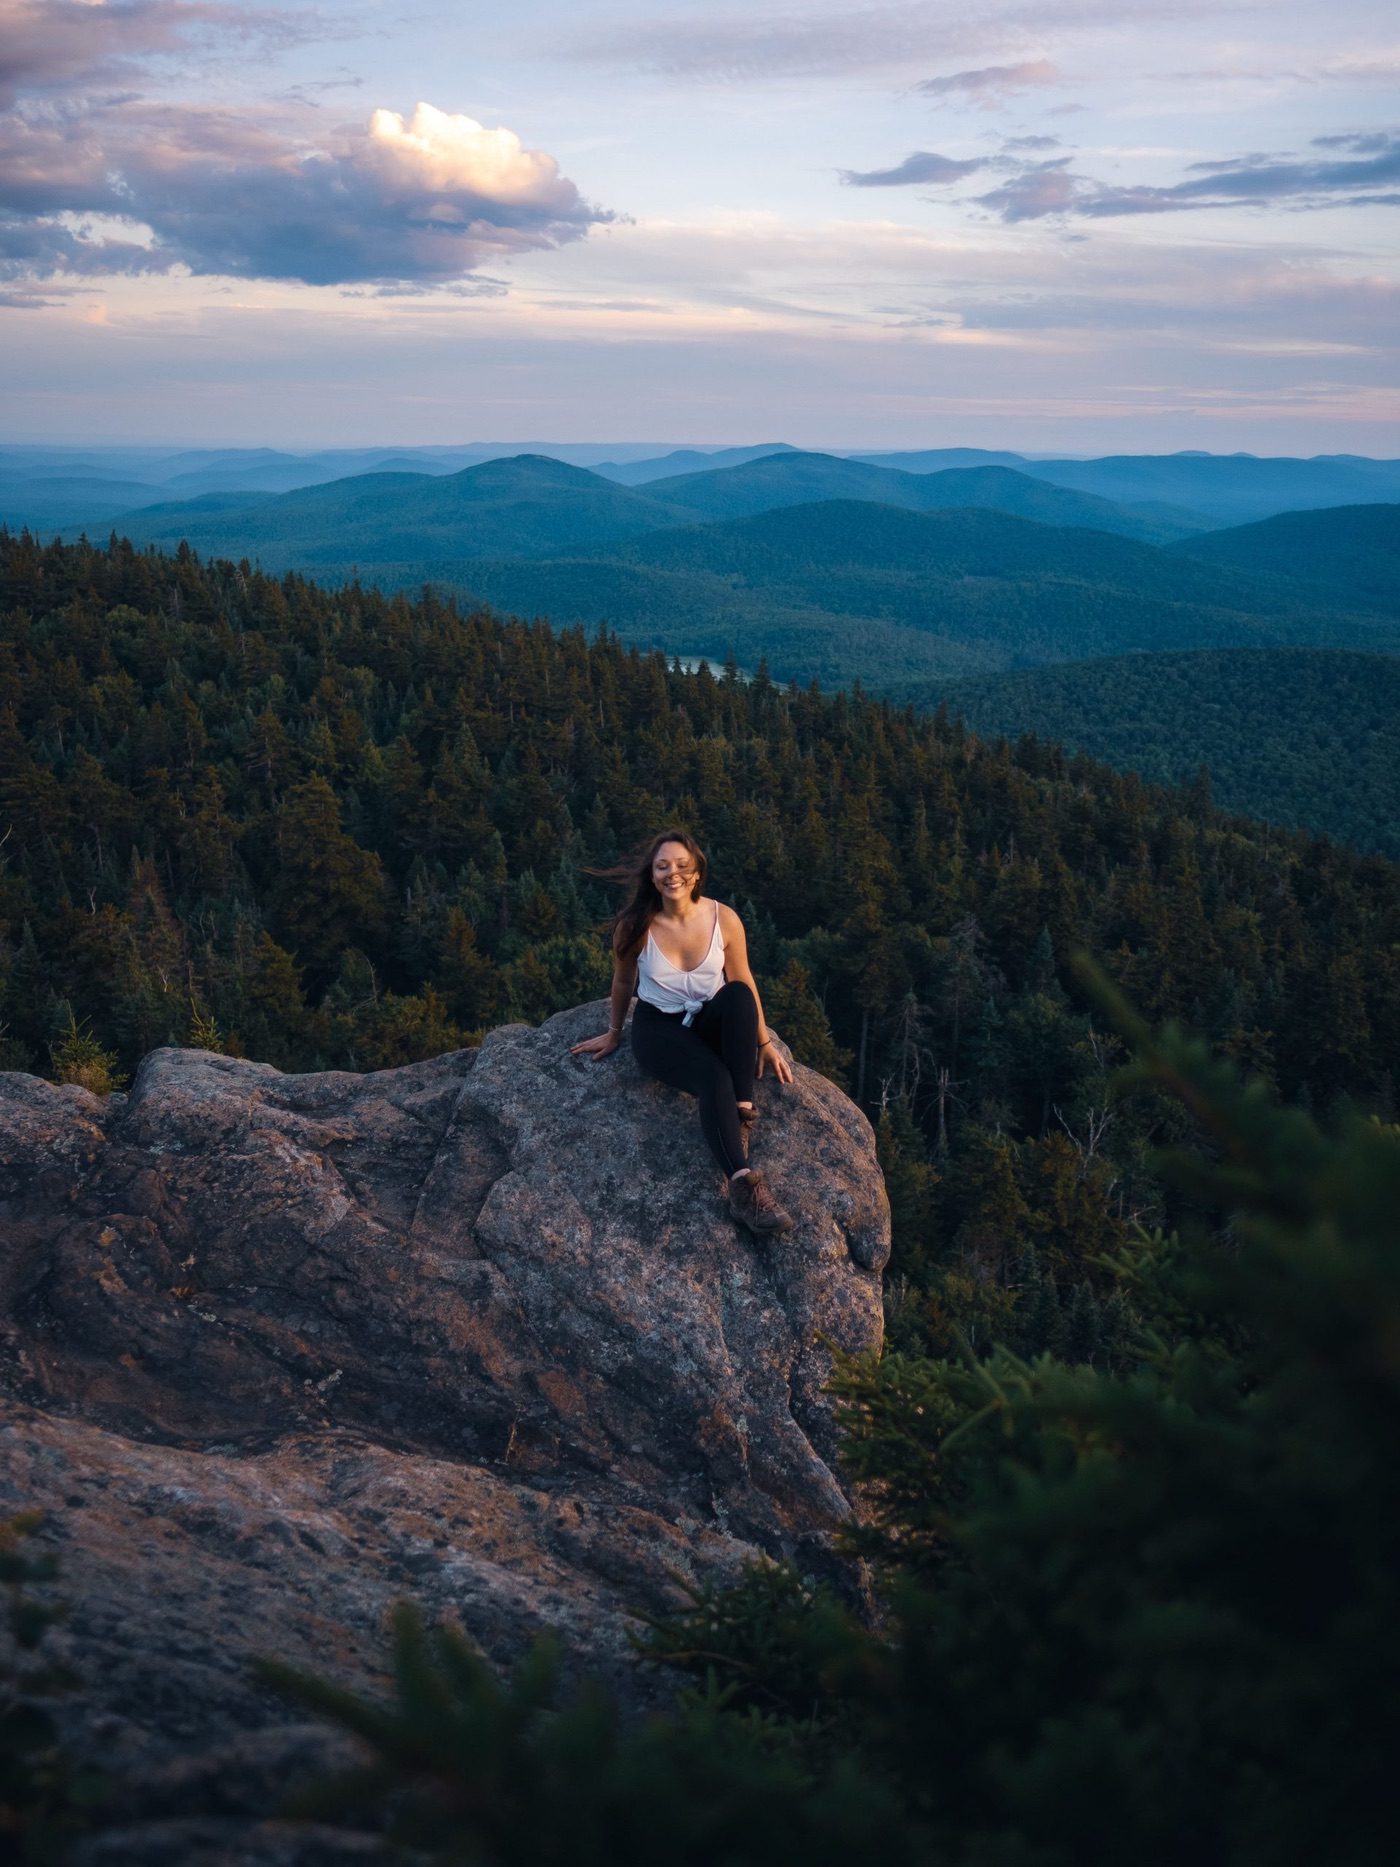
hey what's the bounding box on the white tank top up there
[635,900,725,1025]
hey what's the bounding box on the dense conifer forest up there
[4,529,1399,1859]
[3,530,1399,1349]
[889,645,1400,859]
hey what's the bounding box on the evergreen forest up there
[3,529,1398,1861]
[4,528,1399,1340]
[889,645,1400,859]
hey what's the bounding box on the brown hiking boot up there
[737,1101,758,1127]
[728,1169,794,1236]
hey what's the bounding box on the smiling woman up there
[571,829,797,1239]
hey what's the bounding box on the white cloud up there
[366,103,574,208]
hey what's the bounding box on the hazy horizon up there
[4,438,1397,464]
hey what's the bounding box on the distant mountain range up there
[0,440,681,527]
[882,646,1400,861]
[1011,452,1400,526]
[637,452,1206,542]
[591,443,803,485]
[7,445,1399,689]
[38,448,1213,564]
[5,439,1400,536]
[95,456,687,568]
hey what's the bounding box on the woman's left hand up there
[757,1040,794,1085]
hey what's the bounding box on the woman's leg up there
[631,1002,747,1178]
[693,981,758,1108]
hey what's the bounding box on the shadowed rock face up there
[0,1001,888,1847]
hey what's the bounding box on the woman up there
[571,830,796,1237]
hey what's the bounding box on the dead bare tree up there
[933,1062,967,1161]
[1054,1102,1114,1179]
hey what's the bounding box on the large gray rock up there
[0,1001,888,1845]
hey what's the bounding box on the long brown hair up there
[587,828,708,957]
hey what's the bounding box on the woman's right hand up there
[570,1031,622,1060]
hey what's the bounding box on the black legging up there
[631,982,758,1178]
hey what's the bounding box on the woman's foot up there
[736,1101,758,1126]
[727,1168,794,1236]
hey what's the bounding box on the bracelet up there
[609,1026,624,1037]
[759,1039,774,1048]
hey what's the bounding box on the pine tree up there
[875,1097,941,1285]
[1064,1279,1101,1364]
[265,775,388,985]
[761,960,851,1087]
[48,1005,126,1094]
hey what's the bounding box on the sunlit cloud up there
[0,97,612,287]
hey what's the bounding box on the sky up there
[2,0,1398,453]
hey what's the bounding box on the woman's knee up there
[716,980,757,1020]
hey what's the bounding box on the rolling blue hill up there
[1016,452,1400,525]
[1169,504,1400,614]
[646,452,1207,542]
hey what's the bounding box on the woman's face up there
[652,840,699,904]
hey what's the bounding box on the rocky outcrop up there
[0,1000,888,1845]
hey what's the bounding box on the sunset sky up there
[3,0,1398,451]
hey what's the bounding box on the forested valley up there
[890,645,1400,859]
[4,529,1398,1861]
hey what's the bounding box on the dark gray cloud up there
[0,98,612,288]
[914,60,1058,101]
[1312,131,1397,153]
[1162,133,1400,202]
[976,130,1400,220]
[841,150,985,187]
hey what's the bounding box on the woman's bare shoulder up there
[613,918,648,959]
[716,900,742,932]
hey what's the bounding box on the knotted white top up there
[635,900,725,1025]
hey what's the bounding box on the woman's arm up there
[570,942,639,1060]
[719,904,794,1084]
